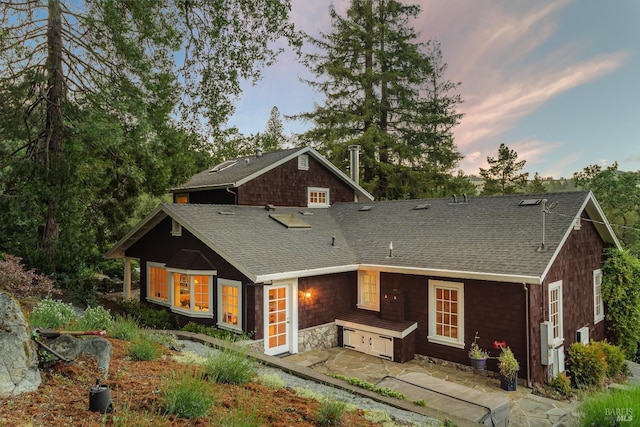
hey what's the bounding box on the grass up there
[162,371,213,419]
[202,345,257,385]
[577,384,640,426]
[126,334,162,361]
[315,398,347,426]
[328,374,407,400]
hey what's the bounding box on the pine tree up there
[262,106,288,151]
[479,144,529,195]
[293,0,464,199]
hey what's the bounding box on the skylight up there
[413,203,430,210]
[269,214,311,229]
[209,160,237,173]
[519,199,543,206]
[359,205,373,211]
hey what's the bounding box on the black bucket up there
[89,380,113,413]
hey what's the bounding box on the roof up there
[170,146,374,202]
[106,191,621,285]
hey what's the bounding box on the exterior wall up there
[298,272,357,329]
[237,156,355,206]
[182,189,236,205]
[531,216,607,384]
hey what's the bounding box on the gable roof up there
[170,146,374,202]
[106,191,620,285]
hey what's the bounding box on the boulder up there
[0,291,41,397]
[46,334,112,378]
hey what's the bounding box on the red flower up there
[493,340,507,350]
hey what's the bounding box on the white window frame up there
[549,280,564,347]
[593,269,604,324]
[428,280,465,349]
[166,269,215,318]
[146,262,169,305]
[308,187,330,208]
[298,154,309,170]
[171,219,182,236]
[217,278,243,331]
[357,270,380,311]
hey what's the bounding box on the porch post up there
[123,257,132,300]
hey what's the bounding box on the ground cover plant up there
[577,384,640,426]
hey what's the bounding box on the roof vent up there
[217,210,235,215]
[245,158,250,166]
[265,204,275,211]
[413,203,430,210]
[359,205,373,211]
[255,148,263,157]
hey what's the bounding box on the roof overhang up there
[104,205,168,259]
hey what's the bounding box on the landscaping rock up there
[46,334,112,378]
[0,291,41,397]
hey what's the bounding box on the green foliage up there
[548,372,572,397]
[75,306,113,331]
[293,1,465,200]
[181,322,254,341]
[601,248,640,358]
[126,334,162,361]
[162,372,212,420]
[257,373,286,389]
[567,342,608,389]
[29,298,78,329]
[577,385,640,427]
[202,346,257,385]
[315,398,347,427]
[108,315,142,341]
[594,340,628,379]
[119,299,173,329]
[328,374,407,400]
[479,143,529,195]
[213,403,264,427]
[497,346,519,380]
[0,254,58,299]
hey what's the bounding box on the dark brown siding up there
[185,189,236,205]
[533,215,606,384]
[298,272,357,329]
[237,156,355,206]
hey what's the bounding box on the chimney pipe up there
[255,148,263,157]
[348,145,360,185]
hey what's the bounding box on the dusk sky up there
[227,0,640,178]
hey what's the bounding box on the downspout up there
[226,187,237,204]
[523,283,532,387]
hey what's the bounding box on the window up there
[175,194,189,204]
[549,280,564,346]
[298,154,309,170]
[171,219,182,236]
[168,271,213,317]
[218,278,242,330]
[308,187,330,208]
[428,280,464,348]
[357,271,380,311]
[593,269,604,323]
[147,263,169,302]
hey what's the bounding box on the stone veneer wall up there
[298,322,338,352]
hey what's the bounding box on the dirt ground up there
[0,338,381,427]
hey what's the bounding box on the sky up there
[227,0,640,178]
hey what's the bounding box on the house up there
[106,146,621,386]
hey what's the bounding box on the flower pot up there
[470,357,487,371]
[499,374,517,391]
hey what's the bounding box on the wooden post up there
[123,257,132,300]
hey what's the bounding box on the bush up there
[109,315,142,341]
[567,342,607,389]
[202,346,257,385]
[163,372,212,419]
[315,398,347,426]
[577,385,640,426]
[126,334,162,361]
[182,322,254,341]
[30,298,78,329]
[120,299,172,329]
[75,306,113,330]
[0,254,58,299]
[548,372,572,397]
[213,403,263,427]
[594,340,627,379]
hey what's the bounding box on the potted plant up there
[494,340,519,391]
[468,331,489,370]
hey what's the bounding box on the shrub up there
[126,334,162,361]
[0,254,58,299]
[109,315,142,341]
[202,346,257,385]
[577,384,640,426]
[119,299,172,329]
[30,298,78,329]
[315,398,347,426]
[163,372,212,419]
[594,340,627,379]
[75,306,113,330]
[567,342,607,389]
[182,322,254,341]
[548,372,572,397]
[257,373,286,389]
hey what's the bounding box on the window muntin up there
[308,187,330,208]
[147,263,169,302]
[428,280,464,348]
[549,280,564,346]
[168,272,212,316]
[218,278,242,330]
[594,269,604,323]
[357,271,380,311]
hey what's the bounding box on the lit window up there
[428,280,464,348]
[147,263,169,302]
[175,194,189,204]
[218,278,242,330]
[357,271,379,311]
[594,269,604,323]
[298,154,309,170]
[174,273,191,309]
[549,280,564,346]
[167,271,213,317]
[308,187,330,208]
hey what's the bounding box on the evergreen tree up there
[529,172,547,193]
[261,106,288,151]
[479,144,529,195]
[292,0,464,199]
